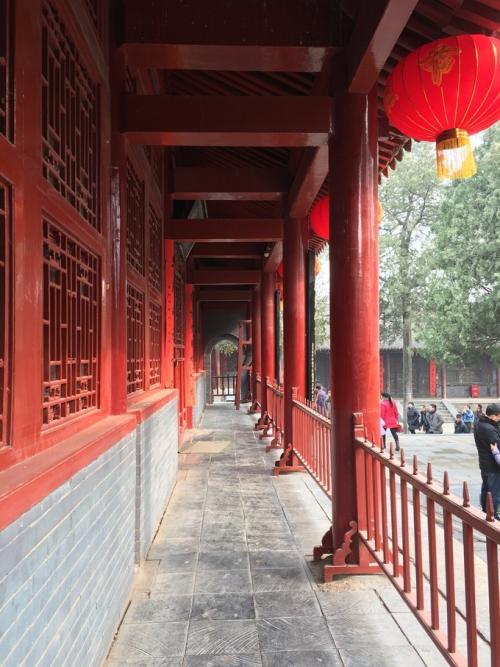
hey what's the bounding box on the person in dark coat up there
[474,404,500,519]
[407,402,420,434]
[454,414,468,434]
[419,404,430,433]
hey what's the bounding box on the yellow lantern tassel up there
[436,129,477,180]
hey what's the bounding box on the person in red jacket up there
[381,392,400,451]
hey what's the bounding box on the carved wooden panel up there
[149,299,162,387]
[41,1,100,230]
[126,160,145,275]
[126,283,145,394]
[84,0,101,33]
[0,180,11,444]
[0,0,14,141]
[148,205,162,293]
[42,219,100,425]
[173,246,185,347]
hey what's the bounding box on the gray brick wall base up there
[0,399,179,667]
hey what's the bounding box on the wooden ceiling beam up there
[287,146,329,218]
[191,243,263,259]
[191,270,261,286]
[347,0,419,93]
[122,44,338,73]
[167,219,283,242]
[197,289,253,302]
[172,167,290,201]
[263,242,283,273]
[122,95,332,148]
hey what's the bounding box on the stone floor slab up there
[191,593,255,620]
[185,620,259,656]
[254,591,322,619]
[194,569,253,595]
[261,650,343,666]
[257,617,335,653]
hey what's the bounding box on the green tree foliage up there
[214,339,238,356]
[418,124,500,364]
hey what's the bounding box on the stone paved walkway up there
[106,404,448,667]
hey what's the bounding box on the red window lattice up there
[174,246,185,347]
[0,180,11,445]
[145,146,163,190]
[149,206,162,293]
[127,283,145,394]
[42,2,100,231]
[124,66,137,94]
[149,300,162,387]
[0,0,14,140]
[126,161,145,275]
[84,0,100,33]
[42,219,100,426]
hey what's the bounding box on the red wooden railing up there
[352,413,500,667]
[291,393,332,498]
[211,374,236,399]
[255,373,262,408]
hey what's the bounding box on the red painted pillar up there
[441,364,447,399]
[329,89,379,552]
[164,240,175,388]
[184,284,194,427]
[109,21,128,414]
[283,218,306,446]
[260,272,276,415]
[251,286,261,409]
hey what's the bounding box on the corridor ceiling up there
[120,0,498,287]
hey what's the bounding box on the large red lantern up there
[309,196,329,240]
[384,35,500,180]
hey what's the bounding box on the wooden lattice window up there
[42,219,100,426]
[84,0,100,33]
[173,246,185,347]
[127,283,145,394]
[149,205,162,293]
[145,146,163,190]
[0,180,11,445]
[124,66,137,94]
[0,0,14,141]
[42,1,100,231]
[126,161,145,275]
[149,300,162,387]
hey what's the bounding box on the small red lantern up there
[314,256,321,276]
[309,196,329,241]
[384,35,500,179]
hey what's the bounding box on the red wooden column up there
[257,272,275,425]
[163,240,175,388]
[109,15,128,414]
[249,286,261,412]
[275,218,306,466]
[323,88,380,572]
[184,284,195,428]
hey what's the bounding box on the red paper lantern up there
[384,35,500,180]
[309,196,329,240]
[314,256,321,276]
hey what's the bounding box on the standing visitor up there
[325,390,332,419]
[426,404,444,434]
[380,392,400,451]
[407,402,420,434]
[474,404,500,520]
[420,404,430,433]
[462,405,474,432]
[314,384,327,414]
[474,404,484,428]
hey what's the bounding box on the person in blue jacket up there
[462,404,474,433]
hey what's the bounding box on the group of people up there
[453,404,484,433]
[379,393,444,451]
[406,401,444,434]
[474,403,500,520]
[314,384,332,418]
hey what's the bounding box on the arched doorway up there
[205,334,251,404]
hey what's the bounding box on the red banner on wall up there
[429,359,437,397]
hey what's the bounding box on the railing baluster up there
[413,487,424,609]
[487,538,500,667]
[400,477,411,593]
[427,496,440,630]
[443,507,457,653]
[462,520,478,667]
[390,468,400,578]
[365,453,374,542]
[380,462,389,564]
[373,457,382,552]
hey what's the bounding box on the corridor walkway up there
[106,404,447,667]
